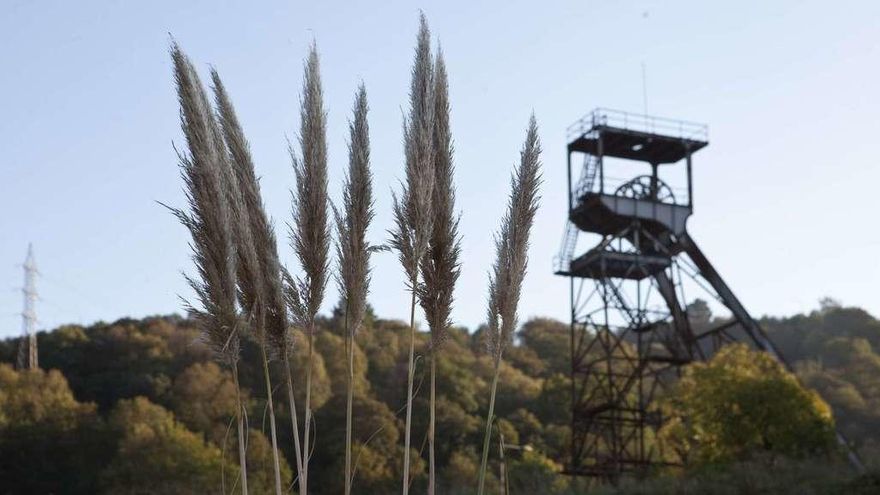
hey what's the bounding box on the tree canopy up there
[1,301,879,493]
[659,343,836,465]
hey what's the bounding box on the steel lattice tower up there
[554,109,861,482]
[16,244,38,370]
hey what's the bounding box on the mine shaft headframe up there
[565,108,708,214]
[558,108,866,479]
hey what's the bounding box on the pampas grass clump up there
[167,17,543,495]
[168,43,250,495]
[210,68,292,495]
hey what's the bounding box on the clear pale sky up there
[2,0,879,338]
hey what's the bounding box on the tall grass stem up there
[232,361,249,495]
[344,311,354,495]
[301,331,315,494]
[260,345,283,495]
[283,355,304,490]
[477,357,501,495]
[402,290,418,495]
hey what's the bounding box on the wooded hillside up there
[1,300,879,494]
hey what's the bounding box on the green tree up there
[494,361,542,418]
[0,364,106,494]
[289,328,332,412]
[441,449,499,494]
[311,394,410,494]
[236,428,294,495]
[517,318,570,377]
[659,344,836,465]
[315,331,370,397]
[99,397,228,494]
[534,373,570,427]
[169,362,240,443]
[37,317,206,410]
[507,450,570,494]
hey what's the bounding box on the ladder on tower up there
[574,154,600,201]
[555,155,599,274]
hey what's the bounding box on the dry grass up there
[289,43,331,329]
[389,14,436,495]
[485,115,542,361]
[287,42,331,495]
[211,70,289,357]
[334,84,375,495]
[334,85,374,341]
[209,68,292,495]
[390,14,435,286]
[478,115,542,495]
[419,48,460,354]
[168,44,239,364]
[417,47,462,495]
[168,19,544,495]
[168,43,248,495]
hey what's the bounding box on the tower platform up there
[564,249,671,280]
[570,193,691,237]
[566,108,708,164]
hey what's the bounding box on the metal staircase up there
[555,155,599,274]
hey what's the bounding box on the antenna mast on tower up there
[16,244,38,370]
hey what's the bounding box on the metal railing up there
[583,175,690,206]
[567,108,708,143]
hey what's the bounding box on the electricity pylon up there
[16,243,38,370]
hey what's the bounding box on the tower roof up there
[567,108,708,164]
